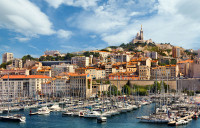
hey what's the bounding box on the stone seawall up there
[177,79,200,91]
[110,80,177,90]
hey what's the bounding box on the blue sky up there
[0,0,200,61]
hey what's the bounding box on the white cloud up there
[57,29,72,39]
[0,0,55,37]
[90,35,97,39]
[15,37,30,42]
[45,0,99,9]
[68,0,200,49]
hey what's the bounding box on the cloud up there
[45,0,99,9]
[67,0,200,49]
[90,35,97,39]
[0,0,55,37]
[15,37,30,42]
[57,29,72,39]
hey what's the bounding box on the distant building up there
[109,72,139,80]
[71,56,89,67]
[150,65,179,80]
[75,67,106,80]
[44,50,61,56]
[12,58,22,68]
[138,65,150,80]
[132,25,153,44]
[146,52,158,59]
[0,68,29,77]
[177,60,193,77]
[2,52,13,63]
[51,63,75,77]
[172,46,180,58]
[189,59,200,78]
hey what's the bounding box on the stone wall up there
[177,78,200,92]
[110,80,177,90]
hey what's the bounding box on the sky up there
[0,0,200,61]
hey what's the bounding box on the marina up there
[0,94,199,128]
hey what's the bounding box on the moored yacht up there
[0,114,26,122]
[84,111,101,118]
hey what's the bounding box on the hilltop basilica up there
[132,25,153,44]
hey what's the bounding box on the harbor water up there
[0,104,199,128]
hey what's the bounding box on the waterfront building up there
[150,65,179,80]
[50,76,70,97]
[189,59,200,78]
[109,72,139,80]
[177,59,193,77]
[2,52,13,63]
[69,73,92,98]
[0,75,51,100]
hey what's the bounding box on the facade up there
[75,67,106,79]
[177,60,193,77]
[113,54,131,62]
[2,52,13,63]
[71,56,89,67]
[172,46,180,58]
[0,69,29,77]
[69,73,92,98]
[105,64,112,78]
[50,76,70,97]
[150,65,179,80]
[189,59,200,78]
[146,52,158,59]
[138,65,150,80]
[109,72,139,80]
[12,59,23,68]
[51,63,75,77]
[0,75,51,101]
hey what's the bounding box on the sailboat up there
[30,79,50,115]
[0,73,26,122]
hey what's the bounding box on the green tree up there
[0,61,12,69]
[108,85,120,96]
[64,53,74,60]
[122,85,131,95]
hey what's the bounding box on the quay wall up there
[110,80,177,90]
[177,78,200,91]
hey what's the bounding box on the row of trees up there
[100,81,172,96]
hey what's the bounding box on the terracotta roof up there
[177,60,193,64]
[1,75,51,79]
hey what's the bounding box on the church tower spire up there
[140,24,143,40]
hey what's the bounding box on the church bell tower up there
[140,24,143,40]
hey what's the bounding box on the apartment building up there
[2,52,13,63]
[0,75,51,101]
[71,56,89,67]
